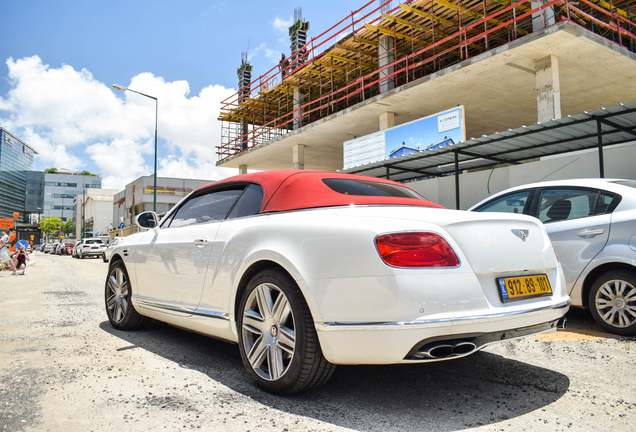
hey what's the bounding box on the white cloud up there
[158,157,235,182]
[0,56,237,191]
[273,16,293,33]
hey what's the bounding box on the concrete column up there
[293,144,305,170]
[379,112,395,131]
[535,55,561,123]
[531,0,556,31]
[378,36,395,93]
[239,164,248,175]
[293,87,304,130]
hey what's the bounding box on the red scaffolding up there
[218,0,636,162]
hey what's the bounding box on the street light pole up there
[112,84,158,212]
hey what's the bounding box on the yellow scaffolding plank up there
[325,53,374,69]
[365,23,413,42]
[314,60,349,72]
[353,36,378,47]
[305,68,342,80]
[381,12,430,33]
[335,43,378,59]
[399,3,455,28]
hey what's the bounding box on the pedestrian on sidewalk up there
[0,228,19,274]
[11,245,30,275]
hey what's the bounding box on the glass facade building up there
[42,172,102,222]
[0,128,37,223]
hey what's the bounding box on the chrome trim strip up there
[191,309,230,320]
[321,299,571,330]
[135,300,229,320]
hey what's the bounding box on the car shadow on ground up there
[100,320,570,432]
[562,308,635,340]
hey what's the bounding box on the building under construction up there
[217,0,636,175]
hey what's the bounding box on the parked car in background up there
[76,238,106,259]
[102,237,123,263]
[469,178,636,336]
[42,243,53,253]
[105,170,569,394]
[71,240,81,258]
[60,241,74,256]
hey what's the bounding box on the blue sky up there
[0,0,357,190]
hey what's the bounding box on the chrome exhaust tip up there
[557,317,567,330]
[418,341,477,359]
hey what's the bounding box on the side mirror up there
[136,211,159,229]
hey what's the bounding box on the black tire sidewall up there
[237,269,309,394]
[588,270,636,336]
[105,261,135,330]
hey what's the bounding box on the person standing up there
[0,228,19,275]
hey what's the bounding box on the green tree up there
[81,170,97,177]
[39,217,62,239]
[61,219,76,238]
[44,167,58,173]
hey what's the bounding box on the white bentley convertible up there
[105,170,569,394]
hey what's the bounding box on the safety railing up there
[218,0,636,161]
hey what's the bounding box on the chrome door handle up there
[194,238,208,247]
[578,228,605,237]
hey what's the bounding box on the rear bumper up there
[81,249,103,256]
[314,299,570,365]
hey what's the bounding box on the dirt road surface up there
[1,253,635,431]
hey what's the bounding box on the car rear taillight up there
[376,232,459,268]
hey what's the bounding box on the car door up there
[195,184,265,315]
[530,187,613,294]
[134,187,245,314]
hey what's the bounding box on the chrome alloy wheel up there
[106,267,130,324]
[594,278,636,329]
[241,283,296,381]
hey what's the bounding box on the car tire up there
[105,260,149,330]
[589,270,636,336]
[102,253,107,263]
[79,252,83,259]
[237,269,336,394]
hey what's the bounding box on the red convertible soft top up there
[194,170,444,212]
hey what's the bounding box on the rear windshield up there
[322,179,425,199]
[84,239,103,245]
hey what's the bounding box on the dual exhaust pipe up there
[416,341,477,360]
[416,318,566,360]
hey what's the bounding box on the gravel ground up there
[0,253,634,432]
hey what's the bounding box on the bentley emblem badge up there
[511,229,529,240]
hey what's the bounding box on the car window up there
[473,190,530,214]
[170,188,244,228]
[84,239,103,244]
[322,179,425,199]
[536,188,599,223]
[595,192,619,215]
[228,184,264,219]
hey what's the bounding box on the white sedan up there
[105,170,569,394]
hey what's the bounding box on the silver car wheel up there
[241,282,296,381]
[594,278,636,329]
[106,267,130,324]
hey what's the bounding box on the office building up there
[0,128,37,223]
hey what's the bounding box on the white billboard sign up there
[343,106,466,170]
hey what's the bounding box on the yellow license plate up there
[497,274,552,303]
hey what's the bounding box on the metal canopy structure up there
[340,101,636,208]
